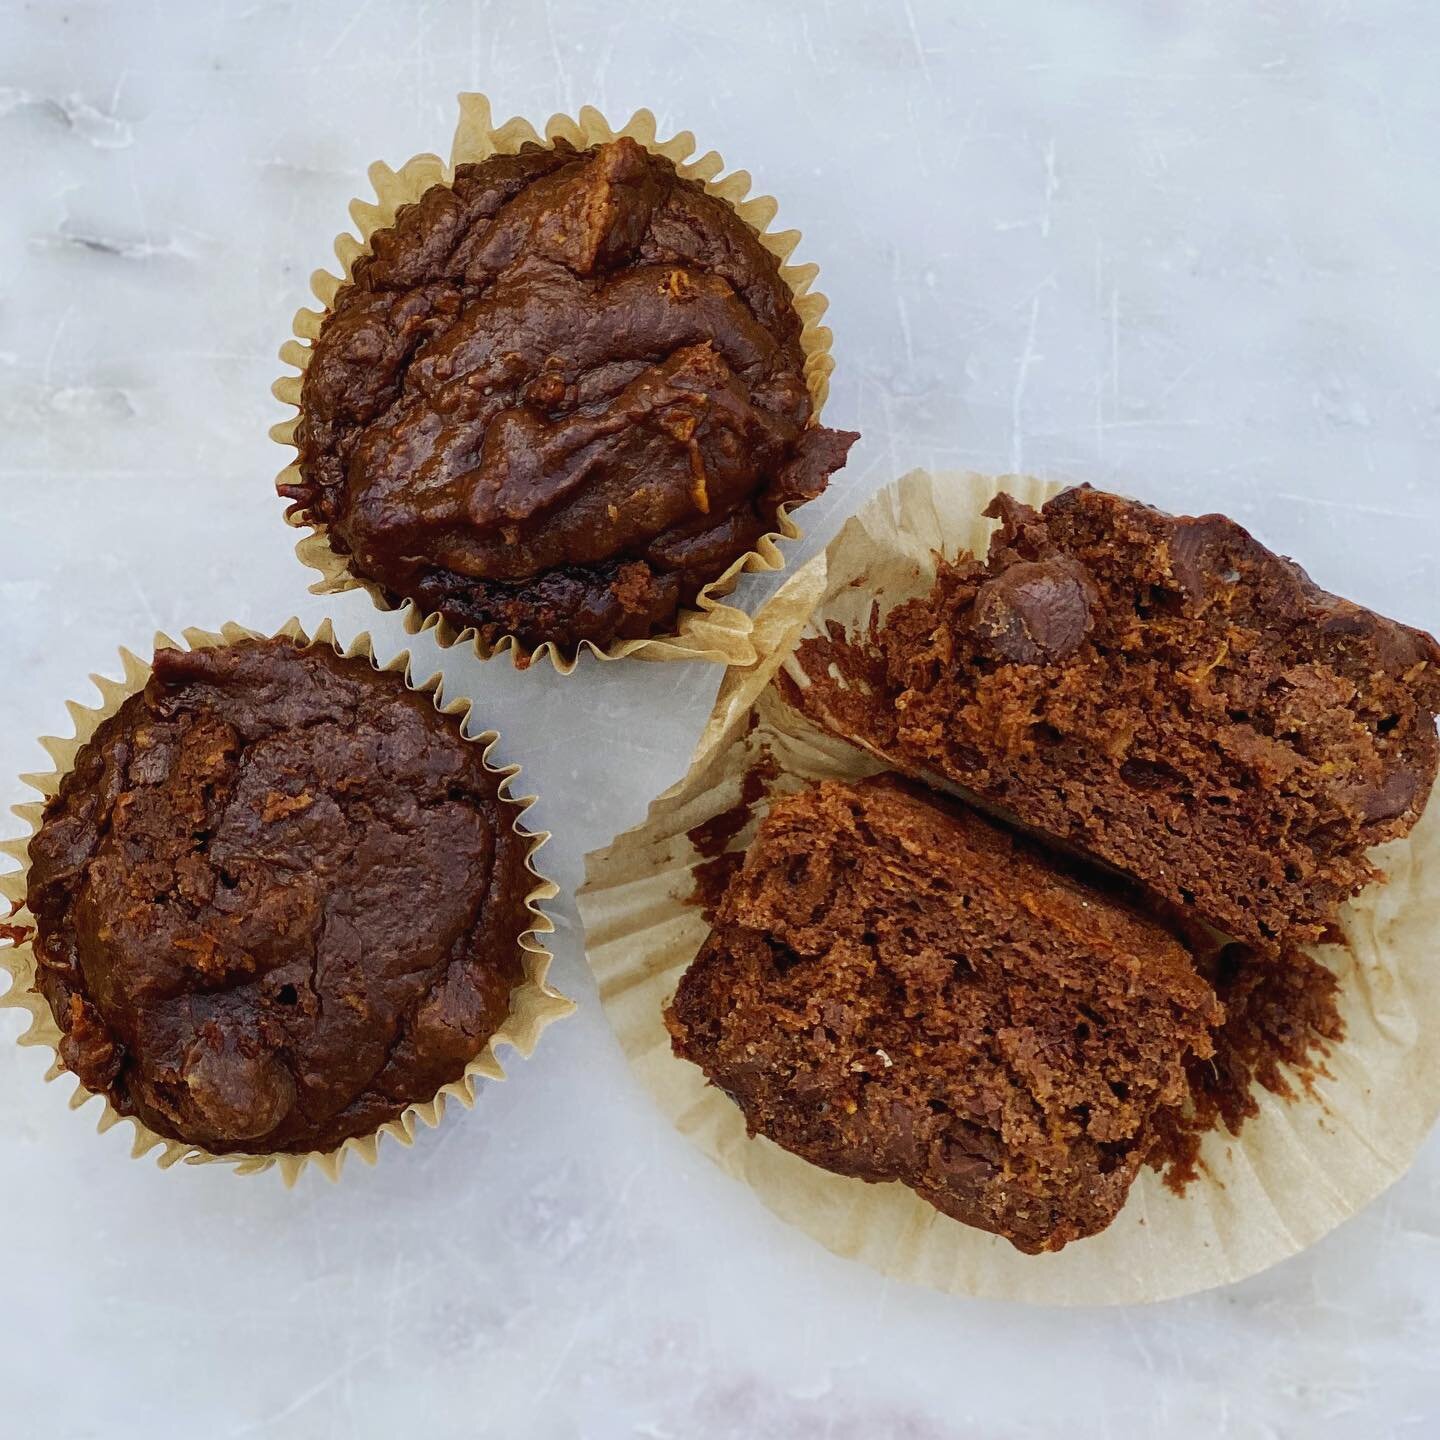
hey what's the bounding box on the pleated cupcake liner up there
[577,469,1440,1303]
[272,93,836,674]
[0,617,574,1184]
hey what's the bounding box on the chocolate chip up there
[1343,767,1421,824]
[971,558,1096,663]
[937,1133,1000,1186]
[180,1027,296,1141]
[1168,516,1237,597]
[1321,602,1429,671]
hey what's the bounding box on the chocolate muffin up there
[666,776,1220,1253]
[793,487,1440,952]
[24,636,535,1155]
[285,135,857,653]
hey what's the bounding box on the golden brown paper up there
[578,470,1440,1304]
[271,93,836,674]
[0,619,574,1184]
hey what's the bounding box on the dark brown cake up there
[24,637,534,1154]
[1148,941,1344,1192]
[286,136,857,652]
[666,775,1220,1253]
[792,486,1440,952]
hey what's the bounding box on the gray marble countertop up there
[2,3,1437,1436]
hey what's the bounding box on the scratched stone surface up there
[1,3,1438,1437]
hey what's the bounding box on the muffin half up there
[667,775,1220,1253]
[790,486,1440,953]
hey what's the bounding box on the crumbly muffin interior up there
[668,776,1220,1253]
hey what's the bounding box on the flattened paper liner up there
[577,470,1440,1304]
[0,619,574,1184]
[272,93,836,674]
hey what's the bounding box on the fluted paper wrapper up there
[0,619,574,1184]
[272,93,835,674]
[577,470,1440,1303]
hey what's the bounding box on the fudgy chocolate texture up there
[666,776,1220,1253]
[25,637,532,1155]
[286,136,857,652]
[794,487,1440,952]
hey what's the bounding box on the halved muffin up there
[667,775,1220,1253]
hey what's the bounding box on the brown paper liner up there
[271,93,836,674]
[0,619,574,1184]
[577,470,1440,1304]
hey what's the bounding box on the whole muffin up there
[285,135,858,654]
[24,636,536,1155]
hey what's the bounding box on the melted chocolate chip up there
[971,558,1097,663]
[1167,515,1238,597]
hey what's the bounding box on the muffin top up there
[25,637,533,1155]
[286,136,857,653]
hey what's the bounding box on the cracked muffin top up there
[24,636,533,1154]
[285,135,857,654]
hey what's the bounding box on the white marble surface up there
[2,2,1438,1435]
